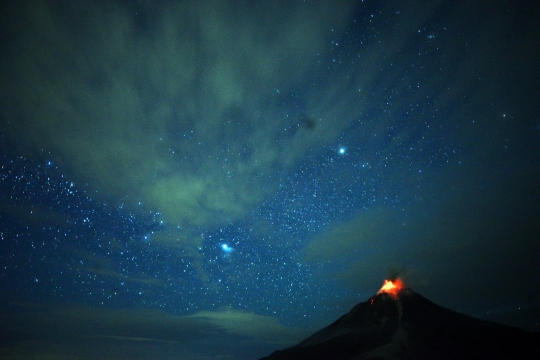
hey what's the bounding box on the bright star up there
[338,146,347,155]
[220,244,233,253]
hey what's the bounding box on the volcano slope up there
[260,288,540,360]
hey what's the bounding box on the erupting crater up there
[376,279,404,298]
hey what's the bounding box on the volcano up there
[260,287,540,359]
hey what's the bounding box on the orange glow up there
[376,279,404,298]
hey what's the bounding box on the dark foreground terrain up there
[261,288,540,360]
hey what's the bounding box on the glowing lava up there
[376,279,404,298]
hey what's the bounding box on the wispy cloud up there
[1,0,356,236]
[0,302,307,359]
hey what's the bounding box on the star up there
[338,146,347,155]
[220,244,233,253]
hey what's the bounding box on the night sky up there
[1,1,539,359]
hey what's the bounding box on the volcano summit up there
[261,286,540,359]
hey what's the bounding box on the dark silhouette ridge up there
[261,288,540,360]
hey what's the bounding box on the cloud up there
[301,205,410,293]
[302,206,401,263]
[0,0,356,234]
[2,0,531,256]
[189,309,309,344]
[302,161,540,310]
[0,303,307,359]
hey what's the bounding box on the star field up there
[1,1,540,359]
[0,153,348,326]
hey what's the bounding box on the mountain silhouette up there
[261,288,540,359]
